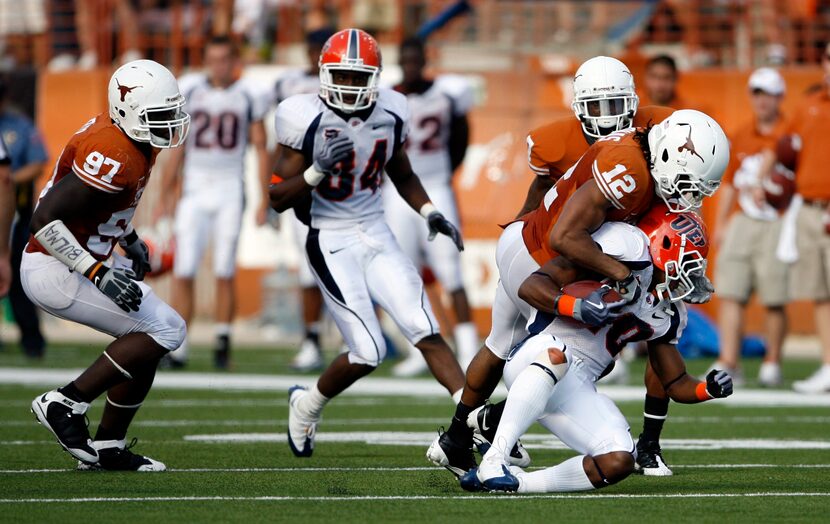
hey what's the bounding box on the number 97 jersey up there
[274,89,409,229]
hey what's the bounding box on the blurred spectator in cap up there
[711,67,789,387]
[790,42,830,393]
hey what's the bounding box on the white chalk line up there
[0,492,828,503]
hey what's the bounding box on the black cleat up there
[78,438,166,471]
[426,428,477,478]
[31,390,98,464]
[635,435,673,476]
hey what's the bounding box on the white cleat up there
[31,390,98,464]
[287,386,318,457]
[77,439,166,471]
[290,339,324,372]
[758,361,782,387]
[392,351,429,377]
[793,365,830,394]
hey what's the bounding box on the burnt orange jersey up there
[521,127,656,265]
[786,90,830,200]
[28,113,157,261]
[526,105,674,180]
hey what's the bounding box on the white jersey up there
[521,222,688,381]
[275,89,409,229]
[274,69,320,104]
[178,73,267,194]
[402,75,473,186]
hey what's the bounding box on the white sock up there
[170,338,188,362]
[215,323,231,338]
[484,363,558,460]
[297,385,329,420]
[517,455,595,493]
[451,388,463,404]
[454,322,478,362]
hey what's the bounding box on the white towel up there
[776,194,802,264]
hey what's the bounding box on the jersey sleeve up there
[274,95,321,151]
[650,301,688,345]
[592,144,652,214]
[379,88,410,145]
[591,222,650,263]
[70,134,135,194]
[435,74,475,116]
[526,121,568,177]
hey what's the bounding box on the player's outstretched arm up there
[648,341,734,403]
[550,180,632,284]
[515,175,555,219]
[30,174,143,312]
[387,148,464,251]
[268,144,314,213]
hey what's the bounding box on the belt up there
[803,199,830,209]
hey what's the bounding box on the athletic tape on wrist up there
[695,381,712,401]
[419,202,438,219]
[303,166,326,186]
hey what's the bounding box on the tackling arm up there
[648,341,733,403]
[550,180,631,281]
[518,256,584,313]
[515,175,555,219]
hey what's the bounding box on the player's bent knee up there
[532,345,569,383]
[592,452,635,486]
[150,307,187,351]
[346,351,381,368]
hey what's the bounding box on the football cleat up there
[793,365,830,394]
[289,339,324,372]
[635,436,673,476]
[31,390,98,464]
[77,438,166,471]
[467,404,531,468]
[476,451,520,492]
[426,428,476,477]
[287,385,318,457]
[459,467,487,492]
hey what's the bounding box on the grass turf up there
[0,343,828,523]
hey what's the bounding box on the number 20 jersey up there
[275,89,409,229]
[519,127,656,266]
[179,73,267,194]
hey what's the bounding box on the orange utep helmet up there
[319,28,382,113]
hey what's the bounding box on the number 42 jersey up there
[275,89,409,229]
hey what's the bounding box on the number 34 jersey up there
[179,73,267,194]
[519,127,656,266]
[27,113,156,261]
[275,89,409,229]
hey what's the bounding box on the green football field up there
[1,342,829,523]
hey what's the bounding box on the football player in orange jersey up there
[23,60,190,471]
[517,56,673,217]
[428,109,729,478]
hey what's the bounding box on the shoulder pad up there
[274,94,323,150]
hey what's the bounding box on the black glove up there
[88,265,142,312]
[314,134,354,173]
[685,273,715,304]
[705,369,733,398]
[557,285,626,327]
[119,230,151,280]
[613,272,641,304]
[426,212,464,251]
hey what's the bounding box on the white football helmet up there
[647,109,729,212]
[108,59,190,148]
[572,56,639,139]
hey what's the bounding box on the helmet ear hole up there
[119,109,126,117]
[662,236,671,249]
[661,149,669,162]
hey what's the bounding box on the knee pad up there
[531,343,569,383]
[150,307,187,351]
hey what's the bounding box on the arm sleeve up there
[70,138,132,194]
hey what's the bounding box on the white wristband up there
[303,166,326,187]
[34,219,98,275]
[419,202,438,219]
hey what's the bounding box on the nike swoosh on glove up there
[560,285,626,327]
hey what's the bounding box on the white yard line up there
[2,464,830,474]
[2,368,830,407]
[0,492,828,503]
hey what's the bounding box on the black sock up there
[216,334,230,353]
[94,425,126,442]
[305,330,320,346]
[446,402,475,445]
[59,381,91,403]
[641,395,670,442]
